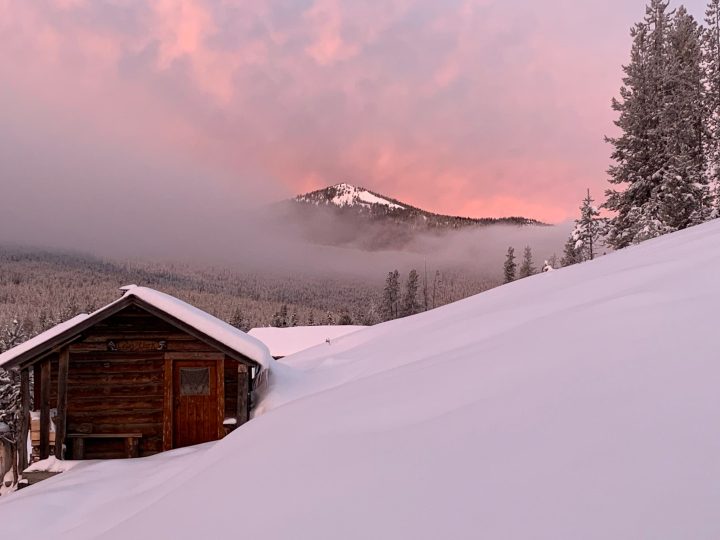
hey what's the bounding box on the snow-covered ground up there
[248,325,367,358]
[1,221,720,538]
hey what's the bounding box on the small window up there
[180,368,210,395]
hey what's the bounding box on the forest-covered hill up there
[0,246,495,339]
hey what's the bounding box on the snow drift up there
[1,221,720,539]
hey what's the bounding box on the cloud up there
[0,0,708,245]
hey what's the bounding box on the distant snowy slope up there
[294,182,406,210]
[297,182,406,210]
[2,221,720,539]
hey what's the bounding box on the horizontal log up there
[164,352,224,360]
[68,372,164,384]
[165,341,218,352]
[68,412,163,423]
[69,398,164,410]
[67,433,143,439]
[67,421,163,435]
[81,333,193,342]
[67,383,163,397]
[69,360,163,371]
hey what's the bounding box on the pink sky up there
[0,0,708,223]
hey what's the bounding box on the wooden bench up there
[67,433,142,459]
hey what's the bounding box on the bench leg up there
[125,437,139,458]
[73,438,84,460]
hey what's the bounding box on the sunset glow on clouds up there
[0,0,708,223]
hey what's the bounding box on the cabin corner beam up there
[39,359,51,460]
[237,364,249,425]
[19,368,30,471]
[54,347,69,459]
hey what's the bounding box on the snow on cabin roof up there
[0,314,90,368]
[0,286,273,371]
[123,286,273,369]
[248,325,367,358]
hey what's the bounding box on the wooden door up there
[172,360,221,448]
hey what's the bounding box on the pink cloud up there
[0,0,680,223]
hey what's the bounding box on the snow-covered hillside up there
[2,221,720,539]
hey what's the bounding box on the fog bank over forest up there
[0,93,569,279]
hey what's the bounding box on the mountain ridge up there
[292,182,547,229]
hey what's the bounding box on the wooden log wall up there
[29,305,254,460]
[79,306,252,457]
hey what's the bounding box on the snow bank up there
[248,325,366,358]
[2,221,720,539]
[25,456,80,474]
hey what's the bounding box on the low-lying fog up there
[0,110,571,281]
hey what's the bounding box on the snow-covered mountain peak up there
[298,182,406,210]
[330,183,405,210]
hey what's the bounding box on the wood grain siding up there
[63,306,176,459]
[66,351,164,458]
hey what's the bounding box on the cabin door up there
[172,360,220,448]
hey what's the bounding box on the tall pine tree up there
[660,6,710,228]
[605,1,673,247]
[503,247,517,283]
[704,0,720,213]
[571,189,607,261]
[382,270,400,321]
[606,2,712,246]
[518,246,536,278]
[400,270,420,317]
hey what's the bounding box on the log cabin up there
[0,286,272,468]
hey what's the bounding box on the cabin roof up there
[0,286,273,371]
[248,325,367,358]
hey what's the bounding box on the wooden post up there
[162,356,173,451]
[54,348,69,459]
[33,364,41,408]
[19,368,30,471]
[236,364,249,426]
[72,438,84,460]
[216,360,225,439]
[39,359,51,460]
[125,437,139,458]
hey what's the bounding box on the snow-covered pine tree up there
[571,189,607,261]
[400,270,420,317]
[704,0,720,214]
[605,1,673,247]
[658,6,711,229]
[0,319,27,483]
[229,307,247,331]
[561,237,582,267]
[518,246,536,278]
[503,247,517,283]
[290,310,299,327]
[381,270,400,321]
[307,311,315,326]
[431,270,441,309]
